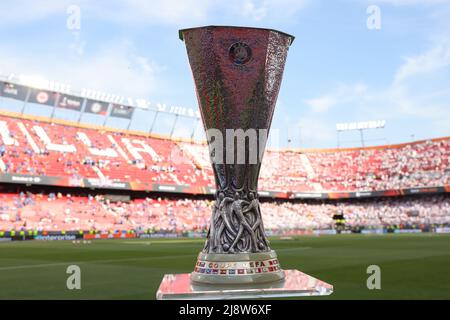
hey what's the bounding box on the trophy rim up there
[178,25,295,44]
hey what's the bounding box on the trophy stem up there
[191,190,285,284]
[203,191,270,254]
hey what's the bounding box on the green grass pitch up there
[0,233,449,299]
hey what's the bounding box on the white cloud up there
[394,38,450,84]
[239,0,309,22]
[0,0,71,25]
[378,84,450,120]
[85,0,212,25]
[0,0,310,26]
[298,116,336,146]
[100,0,309,25]
[375,0,449,6]
[300,34,450,143]
[383,35,450,121]
[0,41,163,99]
[241,0,268,21]
[304,83,368,113]
[304,96,336,113]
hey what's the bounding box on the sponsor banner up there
[294,192,327,199]
[329,192,350,199]
[155,184,191,194]
[186,231,207,238]
[35,235,76,241]
[1,82,28,101]
[139,233,179,239]
[84,99,109,115]
[0,173,45,184]
[257,190,288,198]
[0,173,84,188]
[84,178,130,189]
[258,191,271,197]
[381,190,403,197]
[293,187,443,200]
[83,233,136,240]
[394,229,422,234]
[404,187,444,195]
[354,191,374,198]
[68,177,85,187]
[286,229,313,236]
[157,184,178,192]
[28,88,58,106]
[0,238,12,242]
[104,194,131,202]
[207,187,216,194]
[270,191,289,199]
[435,227,450,234]
[361,229,385,234]
[110,104,134,119]
[129,181,152,191]
[267,229,313,237]
[0,174,448,199]
[313,229,337,235]
[56,94,83,111]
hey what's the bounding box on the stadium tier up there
[1,191,449,233]
[0,113,449,196]
[0,111,449,235]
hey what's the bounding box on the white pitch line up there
[120,239,204,244]
[277,247,312,252]
[0,246,312,271]
[119,241,152,245]
[0,254,194,271]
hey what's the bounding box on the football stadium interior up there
[0,80,449,299]
[0,105,449,236]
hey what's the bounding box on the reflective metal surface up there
[180,25,294,256]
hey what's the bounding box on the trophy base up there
[191,250,284,284]
[156,269,333,300]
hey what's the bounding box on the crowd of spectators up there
[1,191,448,233]
[262,196,450,230]
[1,115,449,193]
[0,115,449,235]
[306,139,450,191]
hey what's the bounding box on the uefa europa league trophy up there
[180,25,292,285]
[156,26,333,299]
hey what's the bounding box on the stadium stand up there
[1,191,448,233]
[1,113,449,193]
[0,114,212,187]
[0,111,449,235]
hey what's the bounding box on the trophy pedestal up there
[156,269,333,300]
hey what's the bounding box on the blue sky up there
[0,0,449,149]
